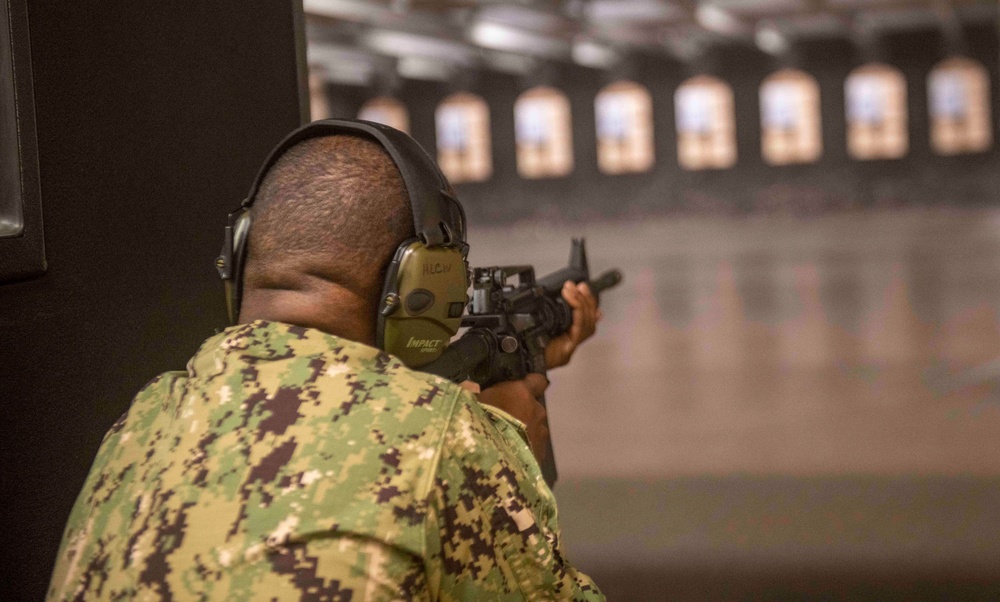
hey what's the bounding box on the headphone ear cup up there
[377,240,469,368]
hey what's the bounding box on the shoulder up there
[426,395,605,601]
[435,393,548,504]
[105,370,186,441]
[318,349,475,441]
[425,392,575,600]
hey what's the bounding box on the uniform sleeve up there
[231,533,431,601]
[423,393,605,602]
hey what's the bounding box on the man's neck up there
[239,281,377,346]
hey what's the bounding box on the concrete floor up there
[468,208,1000,599]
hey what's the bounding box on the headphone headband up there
[241,119,466,246]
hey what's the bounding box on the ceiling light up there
[468,21,569,58]
[755,25,789,56]
[363,29,473,63]
[397,56,452,81]
[572,40,620,69]
[475,5,564,31]
[695,4,747,36]
[707,0,805,16]
[303,0,381,22]
[307,43,376,86]
[586,0,681,23]
[310,61,373,87]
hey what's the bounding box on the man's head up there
[238,134,415,344]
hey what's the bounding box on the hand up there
[544,281,602,370]
[476,374,550,463]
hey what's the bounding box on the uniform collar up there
[189,320,388,376]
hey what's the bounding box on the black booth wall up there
[0,4,303,599]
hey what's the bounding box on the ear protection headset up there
[216,118,470,368]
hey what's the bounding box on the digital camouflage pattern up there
[49,320,604,601]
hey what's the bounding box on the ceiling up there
[303,0,997,85]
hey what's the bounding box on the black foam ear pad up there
[216,209,251,324]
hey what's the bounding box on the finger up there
[562,280,583,309]
[567,301,585,345]
[524,373,549,398]
[574,283,598,340]
[578,282,599,317]
[568,282,598,333]
[559,283,585,344]
[458,380,481,394]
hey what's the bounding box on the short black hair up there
[244,134,415,297]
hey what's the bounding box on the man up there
[49,128,604,600]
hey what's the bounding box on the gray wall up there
[0,4,303,599]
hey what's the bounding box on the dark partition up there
[0,3,303,598]
[0,0,44,280]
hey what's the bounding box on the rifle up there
[423,238,622,486]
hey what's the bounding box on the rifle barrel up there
[590,269,622,294]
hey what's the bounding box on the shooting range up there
[3,1,999,599]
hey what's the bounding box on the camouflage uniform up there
[48,320,604,601]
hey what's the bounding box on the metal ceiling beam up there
[304,0,999,79]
